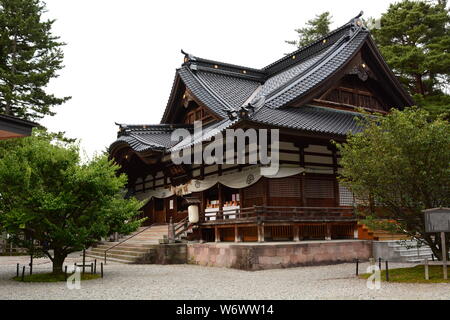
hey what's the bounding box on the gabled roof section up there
[110,124,193,154]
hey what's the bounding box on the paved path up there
[1,254,450,300]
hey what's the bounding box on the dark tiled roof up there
[111,124,192,153]
[111,13,412,155]
[251,104,364,136]
[262,30,368,109]
[170,118,238,152]
[196,71,260,110]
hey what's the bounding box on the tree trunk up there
[415,74,425,95]
[52,250,67,274]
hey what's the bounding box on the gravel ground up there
[1,253,450,300]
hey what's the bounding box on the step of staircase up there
[85,224,170,264]
[374,240,448,263]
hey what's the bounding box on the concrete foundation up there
[187,240,372,271]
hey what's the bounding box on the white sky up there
[40,0,394,158]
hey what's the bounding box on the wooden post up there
[325,223,331,240]
[234,225,240,243]
[215,226,220,242]
[424,258,429,280]
[258,224,265,242]
[441,232,447,280]
[82,249,86,274]
[293,225,300,242]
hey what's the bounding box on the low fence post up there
[101,262,104,278]
[21,266,25,281]
[94,259,97,274]
[82,249,86,274]
[424,258,429,280]
[16,263,19,278]
[64,266,68,281]
[385,260,389,282]
[378,257,382,271]
[355,259,359,276]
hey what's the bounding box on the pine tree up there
[0,0,70,121]
[286,12,332,48]
[371,0,450,117]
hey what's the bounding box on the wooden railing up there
[201,206,355,223]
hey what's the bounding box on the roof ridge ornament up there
[181,49,196,64]
[348,11,365,37]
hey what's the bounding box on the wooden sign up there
[423,208,450,280]
[424,208,450,233]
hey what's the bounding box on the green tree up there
[0,0,70,121]
[286,12,332,48]
[371,0,450,117]
[0,131,143,273]
[337,108,450,260]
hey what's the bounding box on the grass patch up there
[12,272,101,283]
[0,252,29,256]
[360,265,450,283]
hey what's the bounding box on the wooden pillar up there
[263,178,269,206]
[297,143,308,206]
[328,145,340,207]
[234,225,240,242]
[215,226,220,242]
[325,223,332,240]
[293,225,300,242]
[218,183,223,219]
[198,227,204,243]
[353,222,359,239]
[200,164,205,180]
[258,224,265,242]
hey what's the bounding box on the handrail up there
[201,205,355,222]
[103,225,153,264]
[174,216,189,239]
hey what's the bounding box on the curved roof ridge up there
[263,33,350,103]
[262,12,365,74]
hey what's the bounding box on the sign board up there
[424,208,450,233]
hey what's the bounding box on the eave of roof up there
[0,114,39,139]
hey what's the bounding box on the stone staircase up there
[373,240,442,263]
[85,224,169,263]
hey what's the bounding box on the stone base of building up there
[134,240,372,270]
[135,243,187,264]
[186,240,372,271]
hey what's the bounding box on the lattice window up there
[305,178,334,198]
[339,184,354,206]
[269,177,301,198]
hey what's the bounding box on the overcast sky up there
[40,0,394,158]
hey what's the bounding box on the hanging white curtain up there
[134,164,306,202]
